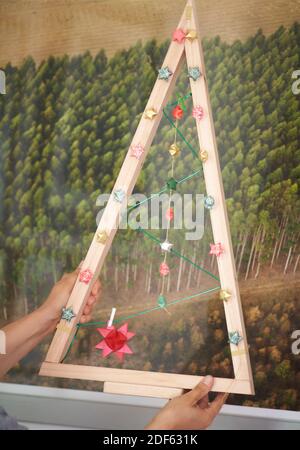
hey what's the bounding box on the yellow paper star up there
[144,108,158,120]
[199,149,208,162]
[96,230,108,244]
[220,290,231,302]
[186,30,197,41]
[169,143,180,157]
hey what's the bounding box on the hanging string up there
[78,287,220,329]
[163,108,199,159]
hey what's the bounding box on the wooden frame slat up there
[40,362,253,395]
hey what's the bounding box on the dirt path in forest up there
[93,273,300,317]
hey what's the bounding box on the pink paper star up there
[79,268,93,284]
[130,143,144,159]
[160,262,170,276]
[95,323,135,361]
[209,243,224,257]
[172,28,186,44]
[192,105,204,121]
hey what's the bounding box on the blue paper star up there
[61,306,76,322]
[114,189,126,203]
[229,331,243,346]
[188,66,202,81]
[158,66,173,81]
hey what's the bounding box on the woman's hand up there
[145,375,227,430]
[41,267,101,327]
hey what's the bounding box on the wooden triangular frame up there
[40,0,254,398]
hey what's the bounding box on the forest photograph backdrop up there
[0,0,299,411]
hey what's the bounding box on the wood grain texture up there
[40,362,254,395]
[104,382,184,399]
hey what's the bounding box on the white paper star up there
[160,240,173,252]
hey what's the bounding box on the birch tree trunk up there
[276,216,288,260]
[293,254,300,273]
[270,236,278,268]
[147,263,152,294]
[245,227,259,281]
[237,231,248,276]
[114,256,119,291]
[284,246,293,274]
[251,225,262,273]
[187,248,196,289]
[177,251,184,292]
[125,259,130,287]
[255,226,266,278]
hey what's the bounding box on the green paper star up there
[158,295,167,308]
[167,177,178,191]
[61,306,76,322]
[158,66,173,81]
[188,66,202,81]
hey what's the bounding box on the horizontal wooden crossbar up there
[40,362,254,395]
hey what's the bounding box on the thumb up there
[184,375,214,405]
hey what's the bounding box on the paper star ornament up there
[160,240,173,252]
[169,143,180,157]
[186,30,197,41]
[95,323,135,361]
[158,67,173,81]
[130,143,144,159]
[166,207,174,221]
[61,306,76,322]
[188,66,202,81]
[204,195,215,210]
[199,149,208,162]
[114,189,126,203]
[172,28,186,43]
[209,242,224,257]
[192,105,204,120]
[79,269,93,284]
[229,331,243,346]
[144,108,158,120]
[220,290,231,302]
[160,262,170,276]
[96,230,108,244]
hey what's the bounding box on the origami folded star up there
[95,323,135,361]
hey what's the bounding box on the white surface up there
[0,382,300,430]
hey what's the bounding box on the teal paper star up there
[158,66,173,81]
[188,66,202,81]
[114,189,126,203]
[229,331,243,346]
[204,195,215,210]
[61,306,76,322]
[157,295,167,308]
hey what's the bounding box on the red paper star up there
[172,28,186,44]
[172,105,184,120]
[95,323,135,361]
[209,243,224,257]
[166,207,174,221]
